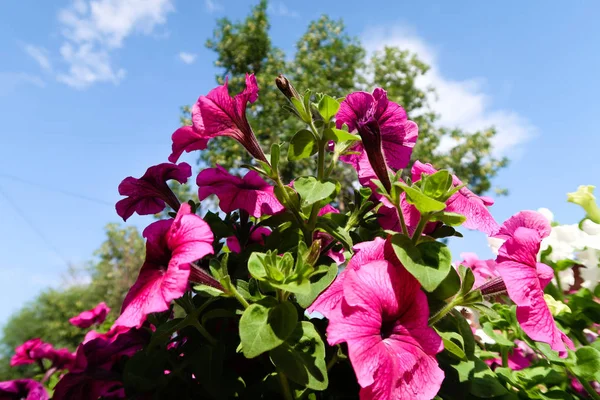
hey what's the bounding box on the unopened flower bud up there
[357,117,392,192]
[275,74,301,101]
[479,277,507,297]
[305,239,322,267]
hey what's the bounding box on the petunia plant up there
[3,74,599,400]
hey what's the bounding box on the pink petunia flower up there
[412,161,500,235]
[10,338,54,367]
[69,302,111,329]
[485,340,533,371]
[169,74,267,163]
[53,326,149,400]
[309,238,444,399]
[494,211,574,353]
[115,203,214,328]
[196,165,284,218]
[458,252,499,288]
[116,162,192,221]
[315,205,345,264]
[226,226,271,253]
[337,88,418,191]
[0,379,48,400]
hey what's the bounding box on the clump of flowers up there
[3,74,600,400]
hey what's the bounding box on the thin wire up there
[0,184,71,267]
[0,173,113,206]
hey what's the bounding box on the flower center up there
[380,319,396,339]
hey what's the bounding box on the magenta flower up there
[48,348,76,371]
[53,327,149,400]
[69,302,111,329]
[116,162,192,221]
[337,88,418,191]
[309,238,444,399]
[494,211,573,353]
[315,205,345,264]
[485,340,532,371]
[226,226,271,253]
[412,161,500,235]
[0,379,48,400]
[115,203,214,328]
[169,74,267,163]
[10,338,53,367]
[458,252,499,288]
[197,165,284,218]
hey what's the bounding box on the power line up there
[0,173,113,206]
[0,184,71,267]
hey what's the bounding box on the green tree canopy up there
[190,0,507,195]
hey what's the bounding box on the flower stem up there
[392,196,409,236]
[575,376,600,400]
[412,213,430,244]
[326,350,339,371]
[190,319,217,346]
[307,138,328,235]
[231,285,250,309]
[553,269,565,302]
[428,296,461,326]
[278,370,294,400]
[500,348,509,368]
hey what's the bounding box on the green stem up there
[190,319,217,346]
[278,370,294,400]
[231,285,250,309]
[393,196,409,236]
[326,351,339,371]
[553,270,565,301]
[500,348,509,368]
[306,138,328,235]
[428,296,461,326]
[412,213,430,244]
[575,375,600,400]
[273,174,312,242]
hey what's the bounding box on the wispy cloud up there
[268,2,299,18]
[0,72,45,96]
[205,0,223,13]
[178,51,197,65]
[362,26,536,157]
[53,0,175,89]
[23,44,52,71]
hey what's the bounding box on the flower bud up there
[275,74,301,101]
[305,239,322,267]
[479,276,507,297]
[567,185,600,224]
[357,117,392,192]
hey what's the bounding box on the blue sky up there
[0,0,598,327]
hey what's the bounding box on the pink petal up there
[495,210,551,240]
[168,125,208,163]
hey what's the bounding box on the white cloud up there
[55,0,174,89]
[205,0,223,13]
[178,51,197,65]
[23,45,52,71]
[268,2,299,18]
[362,26,536,156]
[0,72,45,96]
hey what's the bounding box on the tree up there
[0,224,145,380]
[194,0,507,195]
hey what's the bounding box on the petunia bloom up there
[0,379,48,400]
[337,88,418,191]
[53,326,149,400]
[458,252,499,288]
[115,203,214,328]
[309,238,444,399]
[196,165,284,218]
[10,339,54,367]
[116,162,192,221]
[494,211,574,353]
[69,302,111,329]
[169,74,267,163]
[412,161,500,235]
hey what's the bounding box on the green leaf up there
[291,97,310,122]
[430,267,461,300]
[270,321,328,390]
[323,127,359,144]
[193,284,225,297]
[294,177,336,207]
[390,234,452,292]
[296,263,338,308]
[470,358,510,398]
[271,143,281,172]
[274,185,301,212]
[239,300,298,358]
[395,182,446,214]
[482,323,514,347]
[422,170,453,200]
[458,265,476,296]
[572,346,600,381]
[289,130,317,161]
[430,211,467,227]
[315,213,352,249]
[317,95,340,122]
[437,329,467,360]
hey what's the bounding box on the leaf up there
[572,346,600,381]
[317,95,340,122]
[391,234,452,292]
[315,213,352,249]
[294,177,336,207]
[437,329,467,360]
[482,323,514,347]
[395,182,446,214]
[239,300,298,358]
[270,143,281,173]
[193,284,225,297]
[421,170,453,200]
[458,265,476,296]
[323,127,359,144]
[430,211,467,227]
[470,358,510,398]
[274,185,301,212]
[289,130,317,161]
[295,263,338,308]
[270,321,328,390]
[430,267,461,300]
